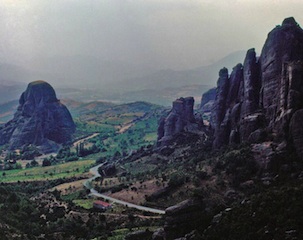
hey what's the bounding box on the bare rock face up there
[164,199,206,240]
[242,48,260,117]
[157,97,198,146]
[157,17,303,240]
[211,64,246,148]
[209,17,303,159]
[200,88,216,113]
[0,81,75,153]
[260,17,303,124]
[211,68,229,132]
[157,18,303,159]
[290,110,303,159]
[125,229,153,240]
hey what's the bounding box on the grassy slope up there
[73,101,165,158]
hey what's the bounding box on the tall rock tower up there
[0,80,76,153]
[210,17,303,159]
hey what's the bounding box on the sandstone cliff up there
[154,17,303,240]
[210,17,303,160]
[0,80,75,153]
[157,97,202,146]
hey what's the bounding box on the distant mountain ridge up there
[0,51,245,106]
[118,50,246,91]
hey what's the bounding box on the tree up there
[42,159,51,167]
[127,213,136,230]
[30,160,39,167]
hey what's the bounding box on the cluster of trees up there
[76,143,100,157]
[5,145,41,161]
[0,159,22,171]
[0,184,109,239]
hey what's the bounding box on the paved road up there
[90,189,165,214]
[83,163,165,215]
[83,163,104,189]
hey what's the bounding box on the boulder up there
[164,199,207,240]
[152,228,166,240]
[125,229,153,240]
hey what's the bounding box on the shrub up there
[168,172,188,187]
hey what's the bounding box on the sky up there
[1,0,303,71]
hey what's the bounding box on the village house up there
[93,200,112,211]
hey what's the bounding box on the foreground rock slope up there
[0,80,75,153]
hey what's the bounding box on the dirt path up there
[73,133,100,147]
[118,123,133,133]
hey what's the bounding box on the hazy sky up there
[1,0,303,70]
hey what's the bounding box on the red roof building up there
[93,200,112,211]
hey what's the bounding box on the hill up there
[0,51,245,106]
[0,100,18,124]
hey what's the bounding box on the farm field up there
[0,160,95,182]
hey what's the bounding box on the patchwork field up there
[0,160,94,182]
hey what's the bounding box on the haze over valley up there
[2,1,303,240]
[1,0,303,105]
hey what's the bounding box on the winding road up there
[83,163,165,215]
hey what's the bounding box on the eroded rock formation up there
[210,17,303,159]
[157,97,199,146]
[0,80,75,153]
[156,17,303,240]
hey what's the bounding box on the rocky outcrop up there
[242,48,260,117]
[164,199,207,240]
[200,88,216,113]
[156,17,303,240]
[0,80,75,153]
[125,229,153,240]
[210,17,303,159]
[260,17,303,122]
[157,97,199,146]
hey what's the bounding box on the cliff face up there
[157,97,200,146]
[0,80,75,153]
[200,87,216,112]
[155,17,303,240]
[210,17,303,159]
